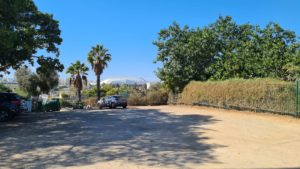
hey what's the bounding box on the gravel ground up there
[0,105,300,169]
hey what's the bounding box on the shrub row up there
[180,78,297,114]
[128,90,168,106]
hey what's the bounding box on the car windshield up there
[112,96,123,100]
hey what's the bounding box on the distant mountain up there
[99,77,148,85]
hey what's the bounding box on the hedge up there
[180,78,297,114]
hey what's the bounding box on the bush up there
[127,83,169,106]
[128,94,147,106]
[60,99,73,108]
[83,97,98,107]
[83,88,97,97]
[147,90,168,105]
[180,78,296,114]
[0,84,12,92]
[106,88,119,96]
[15,88,29,99]
[61,93,70,99]
[128,90,168,106]
[73,101,84,109]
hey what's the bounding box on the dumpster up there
[43,98,61,112]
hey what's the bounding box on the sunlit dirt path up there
[1,105,300,169]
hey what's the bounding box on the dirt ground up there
[0,105,300,169]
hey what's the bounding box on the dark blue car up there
[0,92,22,122]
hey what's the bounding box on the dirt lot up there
[0,105,300,169]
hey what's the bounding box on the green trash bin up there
[43,98,61,112]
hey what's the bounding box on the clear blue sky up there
[33,0,300,82]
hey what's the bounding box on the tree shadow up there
[0,108,223,169]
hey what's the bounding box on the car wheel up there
[0,110,10,122]
[123,106,127,109]
[111,103,116,109]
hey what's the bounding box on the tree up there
[258,23,300,80]
[87,44,111,100]
[0,0,64,75]
[207,16,259,80]
[37,69,59,94]
[15,67,40,97]
[154,16,300,92]
[15,66,59,97]
[66,61,89,101]
[153,22,191,93]
[153,22,218,92]
[208,17,300,80]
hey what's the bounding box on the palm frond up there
[88,44,112,75]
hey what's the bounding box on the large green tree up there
[154,22,218,92]
[66,61,89,102]
[154,16,300,92]
[15,66,59,97]
[87,44,111,100]
[0,0,64,75]
[208,16,300,80]
[207,16,260,79]
[153,22,191,93]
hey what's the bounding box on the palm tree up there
[66,61,89,101]
[88,44,111,101]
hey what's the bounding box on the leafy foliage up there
[37,69,59,94]
[14,87,28,98]
[127,83,168,106]
[88,44,111,75]
[83,84,130,98]
[0,0,64,75]
[154,16,300,92]
[0,83,12,92]
[66,61,89,101]
[15,66,59,96]
[87,44,111,100]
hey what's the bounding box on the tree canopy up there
[15,66,59,97]
[66,61,89,101]
[88,44,111,76]
[87,44,111,100]
[0,0,64,75]
[154,16,300,92]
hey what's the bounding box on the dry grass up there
[180,78,297,114]
[83,97,98,107]
[127,94,148,106]
[128,91,168,106]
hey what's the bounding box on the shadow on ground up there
[0,107,223,169]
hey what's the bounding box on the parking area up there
[0,106,300,169]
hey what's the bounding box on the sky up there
[32,0,300,82]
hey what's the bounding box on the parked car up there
[98,95,127,109]
[0,92,22,122]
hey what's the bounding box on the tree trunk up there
[97,75,100,101]
[78,87,81,102]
